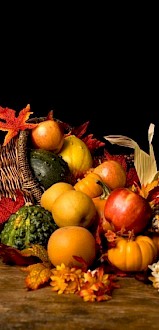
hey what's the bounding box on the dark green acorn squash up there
[29,149,72,190]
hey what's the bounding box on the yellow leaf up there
[23,263,52,290]
[21,244,51,267]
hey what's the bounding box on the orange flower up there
[50,263,84,294]
[79,268,113,302]
[49,263,118,302]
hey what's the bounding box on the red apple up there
[104,188,152,234]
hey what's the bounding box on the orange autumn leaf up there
[140,180,159,199]
[0,104,38,146]
[21,244,51,267]
[22,263,52,290]
[21,244,52,290]
[132,180,159,199]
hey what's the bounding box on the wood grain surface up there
[0,260,159,330]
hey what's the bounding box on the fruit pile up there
[0,105,159,302]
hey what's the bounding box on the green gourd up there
[0,205,57,250]
[29,149,72,190]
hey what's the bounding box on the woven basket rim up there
[0,117,50,204]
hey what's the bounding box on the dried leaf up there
[82,134,105,152]
[72,255,88,272]
[23,263,52,290]
[94,218,103,249]
[126,167,140,187]
[0,104,38,146]
[21,244,51,268]
[20,245,52,289]
[104,134,139,150]
[0,244,37,266]
[103,150,128,170]
[147,184,159,203]
[0,190,25,224]
[71,121,90,138]
[105,230,118,243]
[63,121,105,152]
[139,180,159,199]
[104,123,158,186]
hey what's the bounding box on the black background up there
[0,9,158,163]
[0,61,158,161]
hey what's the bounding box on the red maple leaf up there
[0,104,38,146]
[82,134,105,152]
[71,121,90,138]
[103,150,128,171]
[0,190,25,224]
[62,121,105,153]
[126,167,139,187]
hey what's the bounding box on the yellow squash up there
[59,135,93,179]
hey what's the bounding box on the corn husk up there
[104,123,158,186]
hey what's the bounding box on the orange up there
[40,182,74,212]
[31,119,64,153]
[51,190,97,228]
[93,160,126,190]
[47,226,97,268]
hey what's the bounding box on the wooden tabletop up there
[0,260,159,330]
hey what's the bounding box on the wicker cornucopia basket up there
[0,114,137,206]
[0,117,47,204]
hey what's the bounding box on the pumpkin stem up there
[128,230,135,241]
[96,180,111,200]
[117,229,135,241]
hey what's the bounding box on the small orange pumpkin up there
[107,234,157,272]
[74,172,103,198]
[92,181,113,231]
